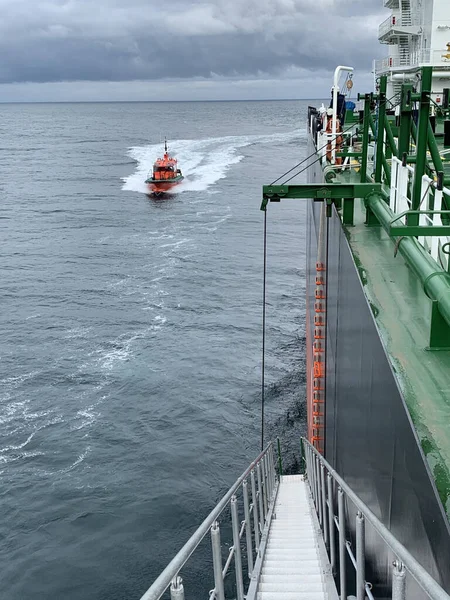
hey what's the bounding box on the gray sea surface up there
[1,100,308,599]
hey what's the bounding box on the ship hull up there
[305,131,450,594]
[145,175,184,194]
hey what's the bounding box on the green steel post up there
[343,199,354,225]
[411,118,417,144]
[385,119,398,157]
[375,76,387,183]
[411,67,432,222]
[428,120,444,174]
[369,112,393,182]
[360,94,371,183]
[381,152,391,185]
[428,126,450,225]
[397,84,413,159]
[430,302,450,348]
[369,112,376,136]
[277,437,283,476]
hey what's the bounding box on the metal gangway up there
[138,439,450,600]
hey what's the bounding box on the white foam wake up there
[122,131,298,195]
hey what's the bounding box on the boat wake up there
[122,131,299,195]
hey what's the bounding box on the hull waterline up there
[145,176,184,194]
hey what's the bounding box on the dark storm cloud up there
[0,0,386,84]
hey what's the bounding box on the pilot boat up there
[145,139,184,194]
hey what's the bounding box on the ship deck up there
[334,164,450,512]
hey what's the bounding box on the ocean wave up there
[0,431,35,454]
[1,370,42,388]
[90,325,163,372]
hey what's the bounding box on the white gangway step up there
[257,474,334,600]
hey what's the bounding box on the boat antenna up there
[165,137,168,153]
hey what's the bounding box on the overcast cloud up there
[0,0,388,101]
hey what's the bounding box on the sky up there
[0,0,388,102]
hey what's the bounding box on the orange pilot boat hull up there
[146,175,184,194]
[145,139,184,195]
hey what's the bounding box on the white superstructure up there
[375,0,450,101]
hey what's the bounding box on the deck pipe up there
[366,193,450,330]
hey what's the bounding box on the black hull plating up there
[306,135,450,595]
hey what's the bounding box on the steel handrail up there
[140,443,274,600]
[303,438,450,600]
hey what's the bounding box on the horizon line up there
[0,97,327,105]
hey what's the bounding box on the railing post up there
[250,469,260,550]
[231,495,245,600]
[262,454,268,517]
[306,447,311,486]
[312,451,318,512]
[397,83,413,161]
[310,449,318,509]
[375,75,387,183]
[327,472,336,573]
[356,511,366,600]
[338,488,346,600]
[268,446,275,501]
[277,437,283,476]
[265,452,271,503]
[312,451,318,511]
[305,446,312,493]
[211,522,225,600]
[310,448,315,501]
[321,464,329,545]
[360,93,371,182]
[170,576,185,600]
[299,437,304,473]
[411,67,432,220]
[242,480,254,576]
[270,445,276,497]
[267,449,273,502]
[257,462,265,531]
[392,560,406,600]
[315,455,322,525]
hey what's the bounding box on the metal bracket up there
[261,183,382,210]
[388,210,450,236]
[261,183,382,225]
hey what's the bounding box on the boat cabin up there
[152,161,181,181]
[150,139,182,181]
